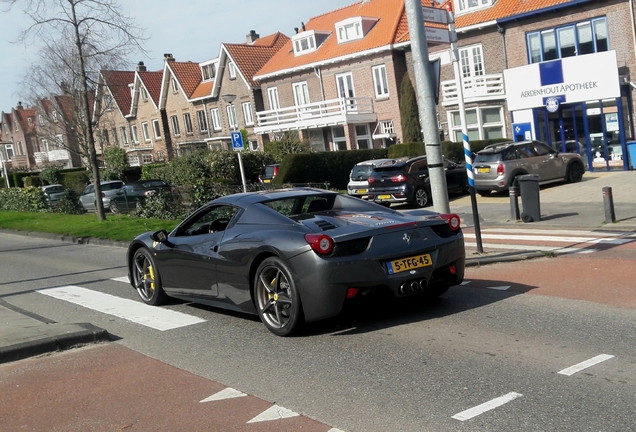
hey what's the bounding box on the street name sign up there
[422,6,450,24]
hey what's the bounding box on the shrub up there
[23,176,42,187]
[54,190,85,214]
[102,147,129,180]
[135,191,189,220]
[264,131,310,163]
[61,170,90,192]
[39,167,62,185]
[0,186,46,211]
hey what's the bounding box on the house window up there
[102,129,109,145]
[38,114,44,126]
[249,140,259,151]
[292,81,310,106]
[131,124,139,144]
[331,126,347,151]
[52,111,58,122]
[197,110,208,132]
[210,108,221,130]
[380,120,395,134]
[103,94,114,111]
[455,0,493,14]
[372,65,389,98]
[157,150,165,161]
[172,78,179,93]
[112,128,119,146]
[142,153,153,164]
[183,113,193,134]
[268,87,280,110]
[228,62,236,79]
[128,154,140,166]
[140,87,148,102]
[5,144,14,160]
[41,139,49,152]
[460,45,484,79]
[448,106,505,142]
[142,122,151,142]
[355,124,372,149]
[336,18,362,43]
[170,115,180,136]
[526,17,608,64]
[17,142,24,155]
[336,73,356,110]
[201,63,216,81]
[152,119,162,139]
[242,102,254,126]
[120,126,129,146]
[226,105,238,129]
[27,117,33,126]
[292,31,317,55]
[55,135,64,149]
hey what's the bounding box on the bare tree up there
[3,0,146,220]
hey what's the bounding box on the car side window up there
[517,146,537,158]
[83,185,94,195]
[532,142,553,156]
[178,205,238,236]
[409,161,427,173]
[503,150,517,161]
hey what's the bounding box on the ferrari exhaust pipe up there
[400,282,409,295]
[419,279,428,290]
[410,281,419,293]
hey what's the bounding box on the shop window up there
[526,17,608,64]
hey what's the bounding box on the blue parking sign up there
[230,131,244,151]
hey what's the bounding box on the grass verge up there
[0,211,180,242]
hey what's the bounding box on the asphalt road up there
[1,232,635,432]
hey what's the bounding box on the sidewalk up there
[1,170,634,363]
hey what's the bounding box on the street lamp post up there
[221,94,247,193]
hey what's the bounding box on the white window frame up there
[41,139,49,152]
[197,110,208,132]
[140,87,148,102]
[157,150,165,162]
[142,122,151,142]
[38,114,44,126]
[336,72,356,110]
[459,44,485,79]
[455,0,493,15]
[170,115,180,136]
[336,17,363,43]
[5,144,14,160]
[142,153,154,164]
[248,140,259,151]
[172,78,179,93]
[331,126,347,151]
[55,134,64,149]
[128,154,140,166]
[183,113,193,134]
[354,124,372,149]
[201,63,216,81]
[447,105,506,142]
[131,124,139,144]
[228,62,236,79]
[292,81,310,106]
[292,31,318,55]
[120,126,129,146]
[152,119,162,140]
[210,108,221,131]
[268,87,280,110]
[226,105,238,129]
[242,102,254,126]
[372,65,390,98]
[52,111,58,122]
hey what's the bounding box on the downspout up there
[497,24,508,70]
[314,67,325,101]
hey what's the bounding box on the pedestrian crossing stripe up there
[464,233,632,245]
[464,242,597,254]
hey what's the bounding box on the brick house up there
[0,103,37,170]
[33,95,83,169]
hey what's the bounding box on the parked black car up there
[367,156,468,207]
[258,164,280,184]
[109,180,172,214]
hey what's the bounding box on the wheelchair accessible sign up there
[230,131,244,152]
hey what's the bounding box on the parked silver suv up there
[473,140,585,196]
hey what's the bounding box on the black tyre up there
[477,190,491,197]
[110,201,120,214]
[413,187,430,208]
[566,162,584,183]
[131,248,167,306]
[254,257,304,336]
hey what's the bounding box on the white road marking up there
[111,276,129,283]
[558,354,615,376]
[37,286,205,331]
[452,392,523,421]
[464,242,596,254]
[465,233,632,245]
[247,405,300,423]
[481,228,636,238]
[200,388,247,402]
[460,281,471,285]
[486,286,511,291]
[328,429,346,432]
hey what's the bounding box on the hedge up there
[0,186,46,211]
[387,139,511,162]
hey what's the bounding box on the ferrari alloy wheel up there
[254,257,303,336]
[414,187,429,208]
[132,248,167,305]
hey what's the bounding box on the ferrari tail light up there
[368,177,375,184]
[391,174,406,182]
[439,213,461,231]
[305,234,334,255]
[496,163,504,176]
[346,288,359,299]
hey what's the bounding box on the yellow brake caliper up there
[145,265,155,291]
[268,277,276,300]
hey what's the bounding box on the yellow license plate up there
[264,179,271,183]
[387,253,433,274]
[378,194,391,200]
[356,189,368,194]
[477,167,490,173]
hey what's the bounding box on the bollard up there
[602,186,616,223]
[509,185,520,221]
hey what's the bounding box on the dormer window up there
[201,63,216,81]
[292,30,330,56]
[335,17,378,44]
[455,0,493,14]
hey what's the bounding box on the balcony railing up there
[34,149,70,164]
[441,73,505,106]
[255,97,377,134]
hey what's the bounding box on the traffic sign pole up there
[230,131,248,193]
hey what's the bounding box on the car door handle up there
[210,245,219,252]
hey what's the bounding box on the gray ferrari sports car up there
[127,188,465,336]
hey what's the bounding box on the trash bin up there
[627,141,636,170]
[518,174,540,222]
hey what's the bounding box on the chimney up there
[136,61,147,72]
[294,27,299,34]
[163,53,175,62]
[16,101,23,110]
[246,30,260,44]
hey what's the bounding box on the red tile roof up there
[169,62,202,99]
[101,70,135,116]
[191,80,214,100]
[138,71,163,105]
[14,107,37,133]
[225,32,290,87]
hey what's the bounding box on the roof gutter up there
[497,0,593,24]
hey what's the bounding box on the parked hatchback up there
[367,156,468,207]
[258,164,280,184]
[79,180,125,212]
[473,140,585,196]
[109,179,172,214]
[41,184,67,207]
[347,158,399,199]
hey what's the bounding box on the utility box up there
[519,174,541,222]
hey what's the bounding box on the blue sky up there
[0,0,355,112]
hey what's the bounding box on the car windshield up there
[475,153,502,163]
[373,165,403,175]
[139,180,166,188]
[102,182,124,191]
[351,165,374,180]
[263,166,277,177]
